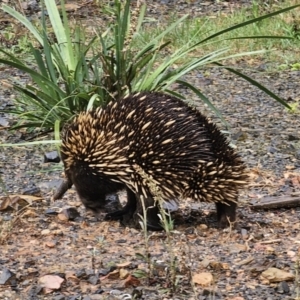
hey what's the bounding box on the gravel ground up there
[0,1,300,300]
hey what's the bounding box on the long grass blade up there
[176,79,228,126]
[1,140,61,147]
[214,62,291,109]
[45,0,75,70]
[2,5,43,45]
[193,4,300,46]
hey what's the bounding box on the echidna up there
[55,92,247,230]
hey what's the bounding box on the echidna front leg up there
[215,201,237,228]
[53,172,73,200]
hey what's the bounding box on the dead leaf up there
[0,194,43,211]
[15,194,43,202]
[124,275,140,288]
[106,269,119,280]
[0,196,11,210]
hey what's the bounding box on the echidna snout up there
[56,92,248,230]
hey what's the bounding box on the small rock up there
[109,289,122,296]
[45,241,56,248]
[241,228,248,238]
[76,269,87,279]
[41,229,50,235]
[192,272,213,286]
[277,281,290,294]
[22,187,41,196]
[44,151,60,163]
[45,208,58,216]
[39,179,66,191]
[59,207,80,221]
[261,267,294,283]
[87,275,99,285]
[2,215,12,221]
[86,269,95,277]
[57,213,68,221]
[200,258,210,268]
[0,117,9,127]
[99,269,111,276]
[0,259,8,264]
[0,268,16,285]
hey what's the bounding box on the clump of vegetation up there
[0,0,298,135]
